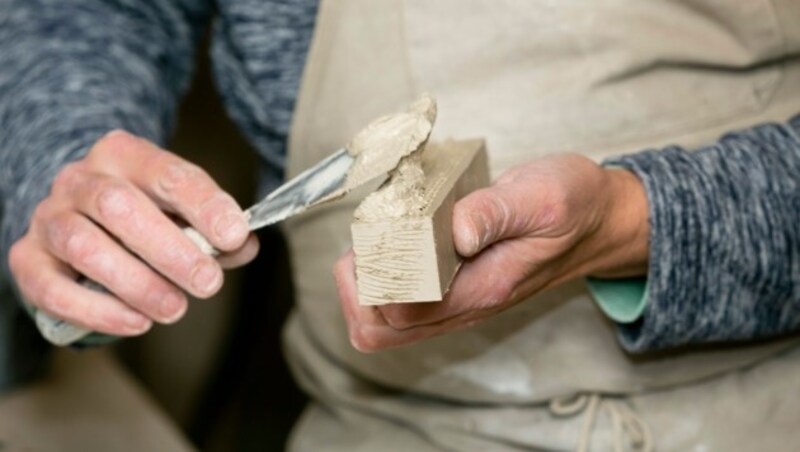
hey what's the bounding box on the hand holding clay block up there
[351,138,489,305]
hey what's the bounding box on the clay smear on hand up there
[350,95,437,220]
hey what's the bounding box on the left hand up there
[334,154,650,351]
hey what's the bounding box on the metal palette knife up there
[35,148,379,346]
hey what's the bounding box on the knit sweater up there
[0,0,317,389]
[0,0,798,389]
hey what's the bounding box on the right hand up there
[8,130,259,336]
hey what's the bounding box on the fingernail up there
[191,261,221,294]
[476,228,488,253]
[124,312,151,333]
[462,222,483,256]
[160,292,186,323]
[215,213,248,246]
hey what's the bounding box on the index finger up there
[92,131,249,252]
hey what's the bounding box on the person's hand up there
[334,154,649,351]
[8,130,258,336]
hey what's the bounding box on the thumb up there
[453,186,531,257]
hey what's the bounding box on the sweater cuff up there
[603,120,800,352]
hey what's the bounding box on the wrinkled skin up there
[9,130,258,336]
[335,154,650,352]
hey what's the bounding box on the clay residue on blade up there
[343,94,436,192]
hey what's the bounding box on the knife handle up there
[34,226,219,346]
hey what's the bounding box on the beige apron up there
[282,1,800,450]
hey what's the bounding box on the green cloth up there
[586,277,648,324]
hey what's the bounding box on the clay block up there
[351,138,489,305]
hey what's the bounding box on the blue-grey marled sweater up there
[0,0,798,390]
[0,0,318,389]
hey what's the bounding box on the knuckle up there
[95,181,136,221]
[93,129,137,157]
[43,213,72,247]
[62,225,98,268]
[29,200,54,227]
[156,159,205,200]
[51,162,83,193]
[43,213,101,269]
[47,215,98,266]
[43,212,71,249]
[564,153,593,168]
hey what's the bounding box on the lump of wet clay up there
[341,94,437,195]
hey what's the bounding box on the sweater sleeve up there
[604,118,800,353]
[0,0,211,298]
